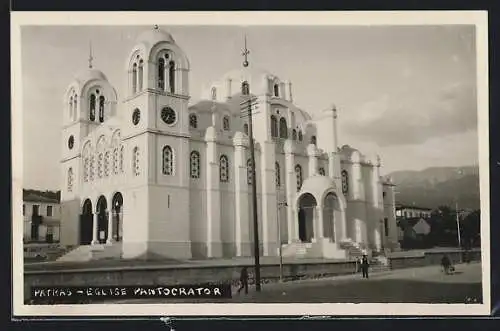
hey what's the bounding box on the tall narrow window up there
[223,116,230,131]
[247,159,254,185]
[89,155,95,181]
[132,63,138,93]
[241,81,249,95]
[211,87,217,100]
[319,167,325,176]
[169,61,175,93]
[220,155,229,182]
[162,145,174,175]
[270,115,278,137]
[83,157,89,182]
[189,113,198,129]
[341,170,349,195]
[69,96,73,120]
[292,129,297,140]
[190,151,201,179]
[384,218,389,237]
[279,118,288,139]
[295,164,303,191]
[133,147,140,176]
[119,145,124,173]
[311,135,317,145]
[158,58,165,89]
[104,151,110,177]
[275,162,281,187]
[138,60,144,91]
[89,94,96,121]
[47,206,53,217]
[99,96,105,123]
[274,84,279,97]
[73,95,77,120]
[113,147,118,175]
[298,130,303,142]
[243,123,249,135]
[67,167,74,192]
[98,153,104,178]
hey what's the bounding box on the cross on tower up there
[88,41,94,69]
[242,34,250,67]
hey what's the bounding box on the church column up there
[260,141,278,256]
[307,144,319,177]
[284,141,297,243]
[205,128,222,258]
[315,205,324,240]
[226,78,232,100]
[233,134,250,256]
[92,212,98,245]
[106,208,113,245]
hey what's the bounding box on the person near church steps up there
[237,266,249,295]
[361,255,370,279]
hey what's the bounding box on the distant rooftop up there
[23,193,59,204]
[396,204,432,211]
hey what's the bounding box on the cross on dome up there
[242,34,250,68]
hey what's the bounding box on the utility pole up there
[276,199,287,282]
[239,35,262,292]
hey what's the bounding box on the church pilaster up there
[260,140,278,256]
[284,140,297,243]
[205,127,222,258]
[233,133,251,256]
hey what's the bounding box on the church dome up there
[136,26,175,47]
[74,68,108,85]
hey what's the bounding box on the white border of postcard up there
[11,10,490,317]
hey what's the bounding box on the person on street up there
[237,266,249,295]
[361,255,370,279]
[441,255,451,275]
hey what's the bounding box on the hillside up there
[387,165,480,210]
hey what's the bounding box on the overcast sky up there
[21,25,478,190]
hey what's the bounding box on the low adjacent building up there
[23,193,61,243]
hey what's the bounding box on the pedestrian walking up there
[237,266,249,295]
[355,257,361,273]
[441,255,451,275]
[361,255,370,279]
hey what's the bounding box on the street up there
[110,262,482,304]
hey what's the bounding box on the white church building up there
[58,26,400,262]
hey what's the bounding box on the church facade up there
[59,27,400,261]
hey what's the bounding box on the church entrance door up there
[297,193,317,243]
[298,208,307,241]
[79,199,93,245]
[96,196,109,244]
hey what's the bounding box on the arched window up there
[190,151,201,179]
[298,130,303,142]
[138,60,144,91]
[220,155,229,182]
[89,94,96,121]
[223,116,230,131]
[133,147,140,176]
[119,145,124,173]
[295,164,303,191]
[319,167,326,176]
[158,58,165,89]
[241,81,249,95]
[104,151,110,177]
[243,123,249,135]
[275,162,281,187]
[292,129,297,140]
[279,118,288,139]
[67,167,73,192]
[247,159,254,185]
[311,135,317,145]
[274,84,279,97]
[341,170,349,195]
[113,147,118,175]
[89,155,95,181]
[132,63,138,93]
[189,113,198,129]
[270,115,278,137]
[99,96,105,123]
[98,153,104,178]
[162,145,174,175]
[169,61,175,93]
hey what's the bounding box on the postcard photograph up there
[11,11,490,316]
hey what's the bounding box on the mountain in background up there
[386,165,480,210]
